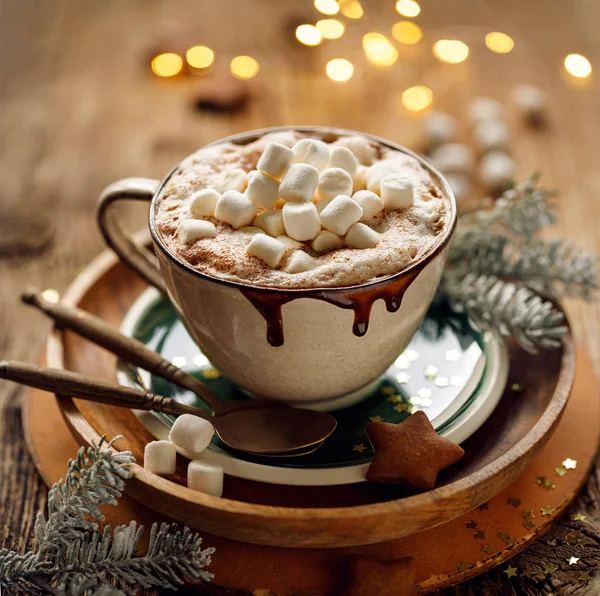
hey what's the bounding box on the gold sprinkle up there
[522,520,536,530]
[555,466,568,477]
[450,376,464,386]
[41,288,60,303]
[579,571,592,581]
[445,349,460,361]
[572,513,587,521]
[404,349,419,362]
[417,388,432,398]
[352,443,367,453]
[541,506,554,516]
[564,530,581,544]
[465,520,478,529]
[396,372,411,384]
[508,497,521,508]
[482,544,495,555]
[503,565,518,579]
[563,458,577,470]
[576,537,592,547]
[497,531,516,546]
[567,556,580,565]
[456,561,470,573]
[394,403,411,413]
[473,530,486,540]
[536,476,556,491]
[193,354,210,367]
[369,415,384,423]
[547,538,557,546]
[387,394,403,404]
[424,365,438,380]
[382,385,396,395]
[395,355,410,369]
[435,377,449,387]
[409,396,422,405]
[510,382,523,392]
[202,368,221,379]
[420,397,433,407]
[543,564,558,575]
[522,510,535,520]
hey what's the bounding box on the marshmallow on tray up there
[312,230,343,253]
[169,413,215,454]
[511,84,547,124]
[345,222,381,249]
[473,119,510,153]
[319,195,363,236]
[178,219,217,243]
[317,168,353,201]
[253,210,285,237]
[353,190,384,221]
[380,175,414,209]
[429,143,475,175]
[468,96,503,125]
[479,151,516,192]
[246,234,286,269]
[282,202,321,241]
[213,168,248,194]
[277,235,304,250]
[328,146,359,176]
[188,460,224,497]
[285,250,319,273]
[279,163,319,202]
[245,170,280,209]
[423,111,458,148]
[214,190,258,229]
[292,138,330,172]
[144,440,176,475]
[257,142,294,180]
[189,188,220,218]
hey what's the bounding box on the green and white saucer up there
[118,289,509,486]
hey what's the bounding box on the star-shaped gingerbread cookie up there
[365,410,464,490]
[342,555,416,596]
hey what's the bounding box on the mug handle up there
[96,178,168,296]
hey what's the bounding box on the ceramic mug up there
[97,127,457,407]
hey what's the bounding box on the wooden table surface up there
[0,1,599,593]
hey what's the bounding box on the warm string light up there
[230,56,260,79]
[363,32,398,66]
[186,45,215,69]
[338,0,363,19]
[316,19,345,39]
[433,39,469,64]
[564,53,592,78]
[401,85,432,111]
[395,0,421,18]
[151,53,183,77]
[485,32,514,54]
[392,21,423,44]
[314,0,340,15]
[296,24,323,46]
[326,58,354,82]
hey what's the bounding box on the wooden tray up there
[44,234,576,549]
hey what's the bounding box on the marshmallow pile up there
[176,137,417,273]
[143,413,223,497]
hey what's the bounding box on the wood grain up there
[1,0,600,592]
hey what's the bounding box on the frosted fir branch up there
[443,273,568,353]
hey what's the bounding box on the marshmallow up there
[238,226,266,237]
[473,119,510,153]
[257,142,294,180]
[246,234,286,269]
[352,165,368,192]
[285,251,319,273]
[274,198,286,209]
[335,136,377,165]
[213,168,248,194]
[253,209,285,237]
[317,168,353,201]
[328,146,359,176]
[178,219,217,243]
[279,163,319,202]
[511,84,547,124]
[189,188,220,218]
[315,196,334,214]
[292,138,330,172]
[187,460,224,497]
[214,190,258,229]
[169,414,215,454]
[429,143,475,175]
[282,202,321,241]
[245,170,280,209]
[312,230,343,253]
[444,173,472,203]
[143,440,176,475]
[423,111,458,148]
[319,195,363,236]
[276,235,304,250]
[353,190,384,221]
[345,223,381,249]
[380,175,414,210]
[365,161,400,194]
[468,97,503,125]
[479,151,516,192]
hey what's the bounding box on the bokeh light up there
[433,39,469,64]
[326,58,354,82]
[186,45,215,69]
[363,32,399,66]
[314,0,340,15]
[296,24,323,46]
[564,53,592,78]
[392,21,423,44]
[395,0,421,18]
[151,53,183,77]
[402,86,433,111]
[230,56,260,79]
[339,0,363,19]
[316,19,345,39]
[485,32,514,54]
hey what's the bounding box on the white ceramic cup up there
[97,127,457,406]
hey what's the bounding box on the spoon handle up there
[21,289,229,415]
[0,360,202,418]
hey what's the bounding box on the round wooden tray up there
[43,234,576,549]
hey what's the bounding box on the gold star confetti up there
[435,377,449,387]
[478,502,489,511]
[409,396,422,405]
[420,397,433,408]
[497,531,516,546]
[424,365,437,380]
[547,538,557,546]
[202,368,221,379]
[510,382,523,392]
[564,530,581,544]
[450,375,464,386]
[522,520,536,530]
[387,394,403,404]
[562,458,577,470]
[369,415,384,423]
[508,497,521,508]
[555,466,568,477]
[578,571,592,581]
[396,372,411,384]
[445,349,460,361]
[394,403,411,413]
[482,544,495,555]
[404,349,419,362]
[572,513,587,522]
[456,561,470,573]
[541,506,554,516]
[576,537,592,547]
[567,556,580,565]
[417,387,432,398]
[382,385,396,395]
[473,530,486,540]
[503,565,518,579]
[522,510,535,520]
[353,443,367,453]
[465,520,478,529]
[536,476,556,491]
[543,564,558,575]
